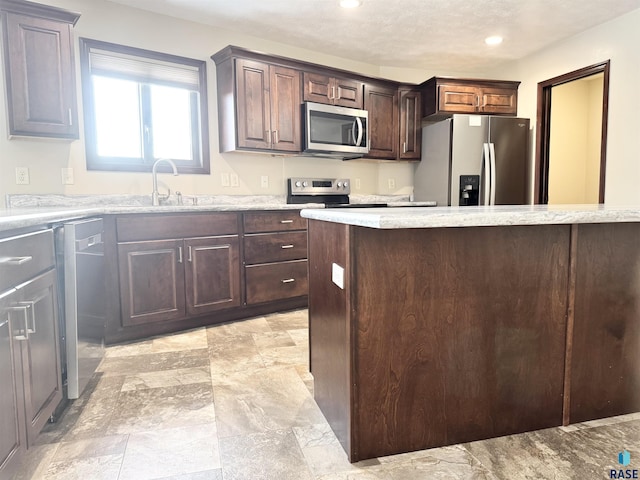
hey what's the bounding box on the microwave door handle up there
[351,119,358,146]
[482,143,491,205]
[355,117,364,147]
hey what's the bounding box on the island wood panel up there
[351,225,570,460]
[570,223,640,423]
[308,220,354,458]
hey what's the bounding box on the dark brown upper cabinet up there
[399,88,422,160]
[303,72,364,109]
[213,50,301,154]
[364,83,398,160]
[421,77,519,118]
[0,0,80,139]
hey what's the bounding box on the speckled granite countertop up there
[0,193,433,233]
[300,204,640,229]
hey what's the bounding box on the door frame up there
[534,60,610,204]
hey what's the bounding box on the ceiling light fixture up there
[340,0,362,8]
[485,36,503,46]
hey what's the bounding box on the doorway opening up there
[534,61,610,204]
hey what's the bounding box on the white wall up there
[489,8,640,205]
[0,0,435,205]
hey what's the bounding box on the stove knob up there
[302,181,308,187]
[295,181,302,187]
[337,181,343,188]
[343,181,349,188]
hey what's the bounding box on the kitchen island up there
[301,205,640,462]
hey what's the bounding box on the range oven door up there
[303,102,369,156]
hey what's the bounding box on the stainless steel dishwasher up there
[57,218,105,399]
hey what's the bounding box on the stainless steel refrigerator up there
[414,115,530,206]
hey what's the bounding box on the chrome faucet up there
[151,158,178,206]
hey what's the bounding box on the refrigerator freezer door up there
[450,115,489,206]
[488,117,530,205]
[414,119,452,205]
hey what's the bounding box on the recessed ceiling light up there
[485,36,503,46]
[340,0,362,8]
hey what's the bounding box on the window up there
[79,38,210,173]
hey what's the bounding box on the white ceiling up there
[105,0,640,72]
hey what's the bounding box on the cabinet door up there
[18,269,63,446]
[399,89,422,160]
[2,12,78,138]
[364,84,398,159]
[334,77,364,109]
[270,66,301,152]
[118,239,186,326]
[438,84,478,114]
[0,293,26,480]
[303,72,332,105]
[479,87,517,115]
[235,58,271,149]
[184,236,241,316]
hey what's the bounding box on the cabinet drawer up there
[245,260,308,304]
[243,211,306,233]
[0,230,54,292]
[117,213,238,241]
[244,231,307,264]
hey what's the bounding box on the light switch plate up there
[221,172,230,187]
[230,173,239,187]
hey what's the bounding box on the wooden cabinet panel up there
[1,2,80,138]
[270,66,301,152]
[480,87,518,114]
[118,239,186,326]
[570,223,640,423]
[18,270,62,445]
[243,211,307,233]
[303,72,363,109]
[117,213,238,242]
[235,58,271,149]
[364,84,398,159]
[422,77,520,117]
[245,260,308,304]
[244,231,307,264]
[0,229,55,293]
[399,89,422,160]
[0,295,26,480]
[438,84,478,113]
[185,236,241,316]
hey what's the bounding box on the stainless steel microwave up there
[303,102,369,158]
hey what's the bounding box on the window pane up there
[93,76,142,158]
[150,85,194,161]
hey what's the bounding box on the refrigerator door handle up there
[483,143,491,205]
[489,142,497,205]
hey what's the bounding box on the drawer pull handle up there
[9,305,30,341]
[281,278,295,284]
[0,255,33,265]
[281,244,294,249]
[280,220,294,224]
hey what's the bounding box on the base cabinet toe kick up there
[307,219,640,462]
[104,210,309,344]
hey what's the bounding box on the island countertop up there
[301,204,640,229]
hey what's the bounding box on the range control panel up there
[288,177,351,196]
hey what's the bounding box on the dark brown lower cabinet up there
[118,236,241,327]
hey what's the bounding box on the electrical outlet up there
[15,167,29,185]
[355,178,361,190]
[261,175,269,188]
[230,173,239,187]
[388,178,396,190]
[61,167,74,185]
[221,172,230,187]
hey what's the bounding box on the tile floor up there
[14,309,640,479]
